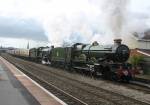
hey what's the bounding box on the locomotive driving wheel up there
[102,66,112,79]
[92,64,101,77]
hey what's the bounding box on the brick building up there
[125,30,150,74]
[130,49,150,75]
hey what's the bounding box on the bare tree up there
[62,41,72,47]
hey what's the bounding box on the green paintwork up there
[82,44,113,59]
[142,57,150,75]
[51,47,65,62]
[29,47,43,58]
[65,47,72,63]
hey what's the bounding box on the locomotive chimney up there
[114,39,122,46]
[51,45,54,48]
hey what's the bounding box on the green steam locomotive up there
[8,39,132,81]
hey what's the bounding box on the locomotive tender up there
[7,39,132,81]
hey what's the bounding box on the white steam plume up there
[42,0,129,46]
[0,0,129,46]
[102,0,128,39]
[1,0,150,47]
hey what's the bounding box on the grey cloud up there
[0,17,48,41]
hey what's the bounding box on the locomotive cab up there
[41,46,53,65]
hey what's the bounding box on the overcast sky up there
[0,0,150,48]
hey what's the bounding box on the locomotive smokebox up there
[114,39,122,46]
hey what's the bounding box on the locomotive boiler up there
[80,39,130,63]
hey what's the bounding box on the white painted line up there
[12,63,68,105]
[14,74,26,77]
[137,50,150,57]
[0,57,67,105]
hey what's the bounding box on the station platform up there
[0,56,66,105]
[135,74,150,84]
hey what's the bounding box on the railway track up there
[15,64,87,105]
[1,53,150,105]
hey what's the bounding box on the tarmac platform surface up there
[0,60,40,105]
[0,56,66,105]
